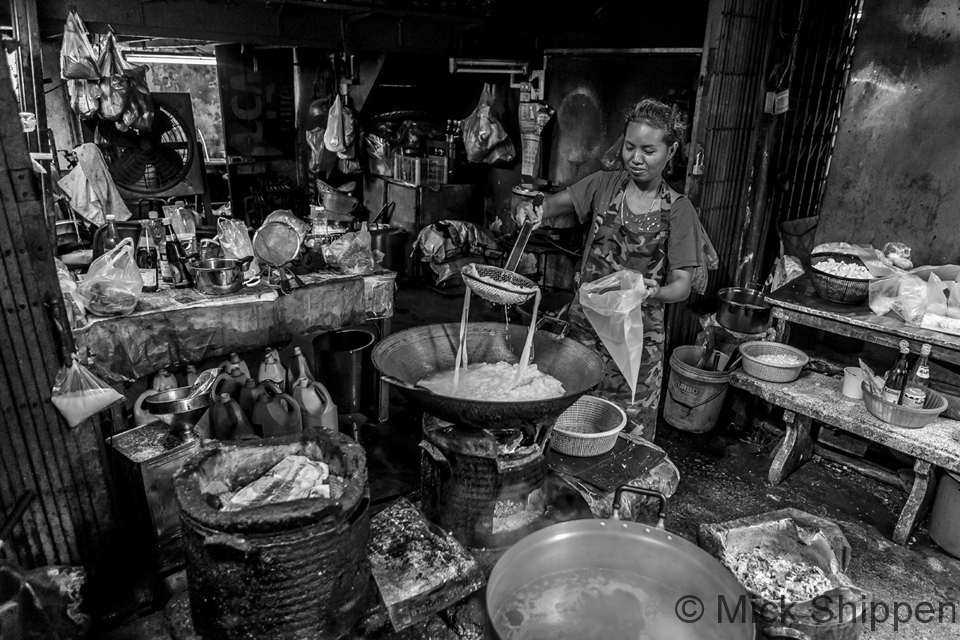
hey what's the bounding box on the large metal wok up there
[487,487,808,640]
[371,322,605,431]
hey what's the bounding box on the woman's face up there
[621,121,678,184]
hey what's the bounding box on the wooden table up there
[766,275,960,363]
[729,370,960,544]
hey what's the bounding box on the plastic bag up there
[77,238,143,316]
[945,280,960,319]
[323,94,347,154]
[60,11,99,80]
[891,274,927,325]
[578,270,650,403]
[365,134,393,176]
[868,275,899,316]
[51,355,123,428]
[927,273,948,317]
[768,256,805,292]
[462,83,515,164]
[601,134,625,170]
[117,62,154,133]
[97,34,129,123]
[55,259,86,330]
[217,217,260,279]
[414,221,500,263]
[337,101,357,159]
[882,242,913,270]
[322,223,380,275]
[67,79,101,119]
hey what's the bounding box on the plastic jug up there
[213,364,248,399]
[185,364,199,386]
[238,378,266,416]
[258,349,287,392]
[286,346,315,389]
[218,352,251,378]
[292,376,338,432]
[133,389,158,427]
[152,369,178,392]
[251,381,302,439]
[210,393,257,441]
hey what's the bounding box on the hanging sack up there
[323,94,347,153]
[77,238,143,316]
[67,79,101,119]
[97,33,130,123]
[337,100,358,159]
[60,10,99,80]
[117,57,154,132]
[51,354,123,428]
[462,83,515,164]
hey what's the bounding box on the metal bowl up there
[145,386,212,430]
[190,256,251,295]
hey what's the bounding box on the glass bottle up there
[136,221,160,293]
[164,219,194,288]
[882,340,911,404]
[900,343,932,408]
[101,213,121,253]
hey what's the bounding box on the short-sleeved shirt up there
[567,170,700,272]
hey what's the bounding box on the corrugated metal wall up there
[667,0,779,349]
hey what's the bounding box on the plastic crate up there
[393,155,449,187]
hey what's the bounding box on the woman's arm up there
[516,190,576,226]
[645,268,693,304]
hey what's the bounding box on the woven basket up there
[551,396,627,457]
[862,383,948,428]
[809,253,873,304]
[739,341,809,383]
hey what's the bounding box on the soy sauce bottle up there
[163,219,194,288]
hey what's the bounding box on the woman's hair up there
[624,98,687,149]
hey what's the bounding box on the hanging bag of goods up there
[77,237,144,316]
[60,10,100,80]
[462,83,515,164]
[115,47,155,132]
[51,354,123,428]
[97,32,130,122]
[323,93,348,154]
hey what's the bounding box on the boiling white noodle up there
[419,362,565,401]
[813,259,873,279]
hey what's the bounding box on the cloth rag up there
[57,143,133,226]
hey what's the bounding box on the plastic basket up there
[739,341,809,383]
[861,383,947,429]
[809,253,873,304]
[551,396,627,457]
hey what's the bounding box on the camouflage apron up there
[566,175,674,440]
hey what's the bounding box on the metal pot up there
[717,286,772,334]
[320,191,359,215]
[369,224,406,275]
[487,487,806,640]
[189,256,253,296]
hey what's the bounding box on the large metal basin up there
[371,322,605,431]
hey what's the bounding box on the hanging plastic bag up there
[579,270,650,403]
[67,79,101,119]
[60,11,99,80]
[601,134,625,170]
[217,217,260,280]
[77,238,143,316]
[97,34,130,123]
[323,94,347,154]
[322,223,380,275]
[51,354,123,428]
[337,101,358,159]
[461,83,515,164]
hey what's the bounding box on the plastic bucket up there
[930,471,960,558]
[313,329,376,414]
[663,345,730,433]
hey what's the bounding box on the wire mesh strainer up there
[461,263,537,306]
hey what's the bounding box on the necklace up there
[619,179,662,225]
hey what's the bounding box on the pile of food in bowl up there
[811,257,874,280]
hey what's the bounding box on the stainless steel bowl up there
[190,256,252,296]
[145,386,212,430]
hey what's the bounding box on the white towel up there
[57,143,132,226]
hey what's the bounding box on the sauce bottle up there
[883,341,911,404]
[136,220,160,293]
[163,219,194,288]
[101,213,121,253]
[901,343,931,408]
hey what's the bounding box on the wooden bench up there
[728,370,960,544]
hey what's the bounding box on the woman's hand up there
[643,278,661,303]
[515,201,544,230]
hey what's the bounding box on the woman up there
[516,98,702,441]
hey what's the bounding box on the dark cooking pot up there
[189,256,253,296]
[717,286,772,334]
[487,486,807,640]
[369,224,406,275]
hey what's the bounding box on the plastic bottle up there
[101,213,121,253]
[901,343,932,408]
[171,200,197,256]
[292,376,338,432]
[286,346,315,389]
[258,349,287,392]
[133,389,158,426]
[250,381,302,439]
[149,210,172,284]
[218,352,252,378]
[213,364,247,399]
[152,368,178,392]
[210,393,258,441]
[883,341,911,404]
[238,378,266,416]
[185,364,198,386]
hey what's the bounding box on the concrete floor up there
[93,282,960,639]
